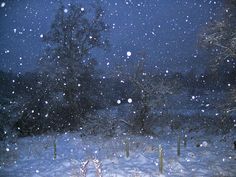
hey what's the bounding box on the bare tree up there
[38,2,109,127]
[199,1,236,113]
[115,52,178,134]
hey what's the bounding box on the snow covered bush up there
[80,104,136,136]
[0,97,10,140]
[81,114,116,137]
[0,95,24,141]
[0,71,19,140]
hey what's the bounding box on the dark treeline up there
[0,67,235,139]
[1,68,235,103]
[2,65,235,97]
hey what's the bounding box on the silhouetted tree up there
[38,2,109,128]
[199,1,236,112]
[116,53,179,134]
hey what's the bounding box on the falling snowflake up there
[64,9,68,13]
[117,100,121,104]
[127,51,132,57]
[201,141,208,147]
[1,2,5,8]
[128,98,132,103]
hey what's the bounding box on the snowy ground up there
[0,126,235,177]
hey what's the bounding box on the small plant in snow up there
[159,145,163,174]
[53,138,56,160]
[125,140,129,158]
[177,135,180,156]
[184,134,187,148]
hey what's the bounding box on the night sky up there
[0,0,224,74]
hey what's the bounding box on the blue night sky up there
[0,0,224,74]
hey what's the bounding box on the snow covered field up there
[0,125,235,177]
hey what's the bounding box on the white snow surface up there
[0,129,235,177]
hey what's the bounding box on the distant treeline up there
[1,68,235,99]
[0,68,235,139]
